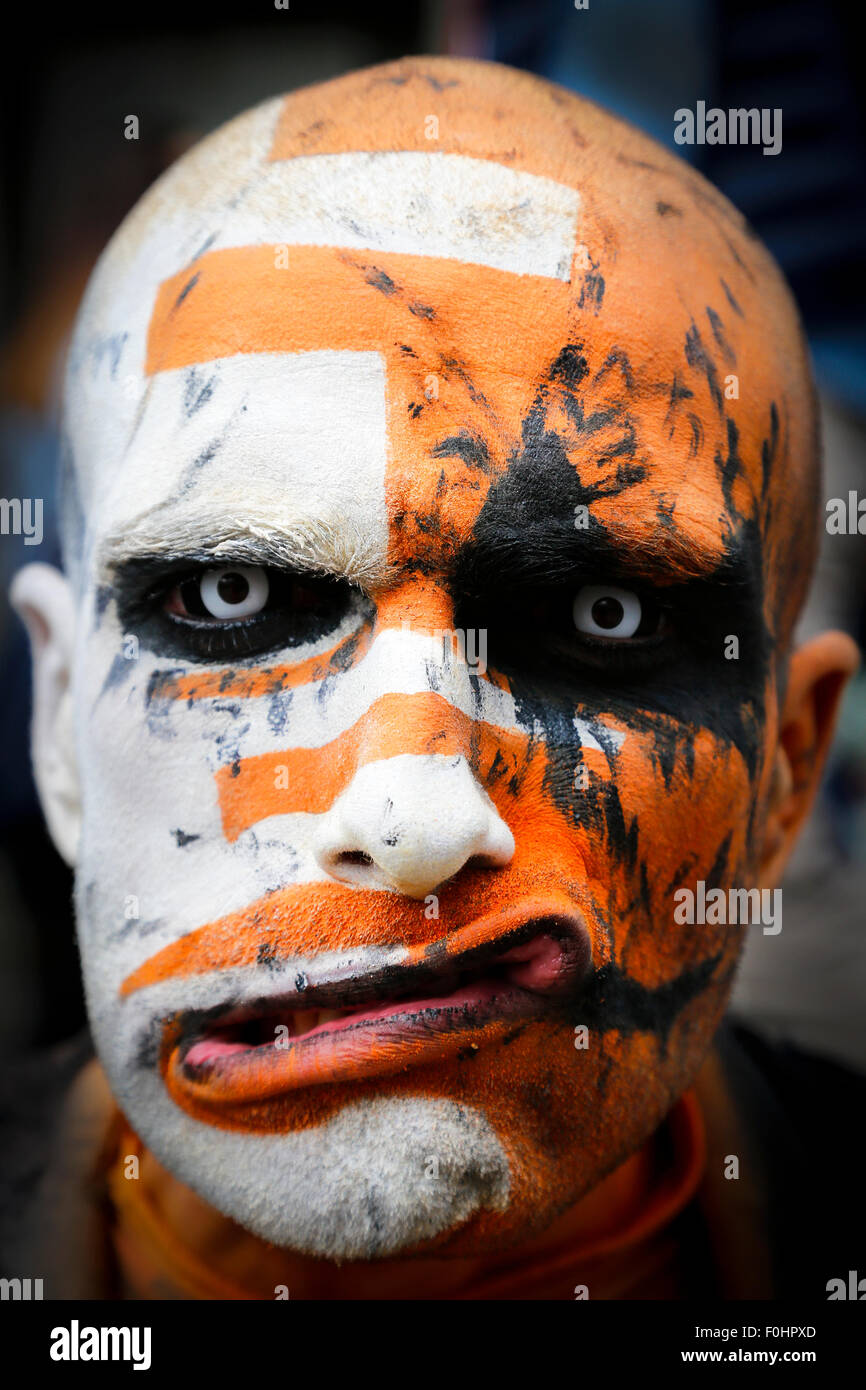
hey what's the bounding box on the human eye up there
[116,561,366,662]
[570,583,666,642]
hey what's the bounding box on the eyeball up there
[572,584,642,639]
[199,566,269,619]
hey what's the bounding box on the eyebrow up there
[96,508,394,590]
[454,509,759,597]
[96,489,759,603]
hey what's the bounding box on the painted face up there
[59,58,817,1259]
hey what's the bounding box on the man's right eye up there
[165,565,271,621]
[123,564,364,662]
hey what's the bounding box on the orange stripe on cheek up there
[120,883,430,994]
[152,586,513,704]
[151,627,373,703]
[120,868,598,999]
[213,679,617,843]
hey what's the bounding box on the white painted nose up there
[314,753,515,898]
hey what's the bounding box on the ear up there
[9,563,81,865]
[760,630,860,883]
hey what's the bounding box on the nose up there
[314,752,514,898]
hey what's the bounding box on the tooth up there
[293,1009,319,1034]
[317,1009,344,1026]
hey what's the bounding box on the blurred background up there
[1,0,864,1068]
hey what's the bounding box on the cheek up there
[74,637,327,991]
[601,725,759,986]
[440,722,759,1236]
[486,708,760,981]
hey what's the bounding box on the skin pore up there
[11,57,858,1283]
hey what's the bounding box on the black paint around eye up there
[630,594,664,638]
[459,582,669,673]
[454,566,768,788]
[115,563,366,664]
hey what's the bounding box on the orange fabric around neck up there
[105,1091,706,1300]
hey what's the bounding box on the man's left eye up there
[572,584,662,640]
[165,565,270,622]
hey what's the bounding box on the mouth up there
[166,909,592,1103]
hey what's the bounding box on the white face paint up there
[47,90,592,1259]
[71,357,517,1257]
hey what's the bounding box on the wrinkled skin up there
[12,57,857,1263]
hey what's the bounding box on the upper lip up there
[170,907,593,1062]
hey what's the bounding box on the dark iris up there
[453,580,675,688]
[591,596,625,630]
[217,571,250,605]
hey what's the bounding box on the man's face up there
[54,67,810,1259]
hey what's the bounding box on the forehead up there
[64,64,803,587]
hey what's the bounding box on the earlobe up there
[761,630,860,883]
[9,563,81,866]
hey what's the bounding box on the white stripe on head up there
[201,151,580,279]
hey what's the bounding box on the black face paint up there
[113,555,372,664]
[453,392,771,785]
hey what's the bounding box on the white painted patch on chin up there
[110,1059,511,1259]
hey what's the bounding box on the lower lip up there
[170,977,549,1103]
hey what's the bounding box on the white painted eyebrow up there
[89,350,392,588]
[96,511,394,589]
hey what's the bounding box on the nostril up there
[336,850,374,868]
[320,846,387,890]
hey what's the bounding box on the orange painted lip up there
[165,909,591,1104]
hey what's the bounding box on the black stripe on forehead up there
[455,360,768,592]
[452,338,766,593]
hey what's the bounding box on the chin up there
[105,1048,516,1260]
